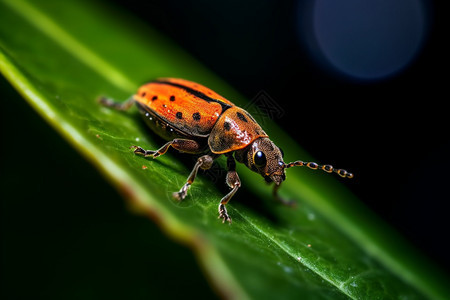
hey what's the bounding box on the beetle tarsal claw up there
[172,185,189,201]
[172,181,192,201]
[218,204,232,223]
[172,191,182,201]
[129,145,159,157]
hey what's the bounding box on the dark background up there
[1,0,448,298]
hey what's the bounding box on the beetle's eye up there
[254,151,267,168]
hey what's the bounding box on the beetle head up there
[235,137,354,185]
[235,137,286,185]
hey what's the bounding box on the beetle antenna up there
[284,161,353,179]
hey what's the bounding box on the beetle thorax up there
[208,107,267,154]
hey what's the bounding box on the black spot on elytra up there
[219,136,227,146]
[236,112,248,122]
[192,112,201,121]
[170,95,175,101]
[245,111,256,122]
[176,112,183,119]
[223,121,231,131]
[152,96,158,101]
[141,92,146,97]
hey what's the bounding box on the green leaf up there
[1,0,448,299]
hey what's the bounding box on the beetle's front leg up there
[218,154,241,223]
[173,154,216,201]
[272,183,296,207]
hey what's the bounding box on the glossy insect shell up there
[133,78,268,154]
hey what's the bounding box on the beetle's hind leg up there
[131,143,169,158]
[132,138,202,158]
[98,96,135,111]
[173,154,216,201]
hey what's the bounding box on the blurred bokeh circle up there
[300,0,429,80]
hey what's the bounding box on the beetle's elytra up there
[99,78,353,223]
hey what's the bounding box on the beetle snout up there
[270,173,286,185]
[269,163,286,185]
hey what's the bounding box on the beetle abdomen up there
[136,102,197,142]
[133,78,233,137]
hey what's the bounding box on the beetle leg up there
[173,154,216,201]
[98,96,135,111]
[272,183,296,207]
[218,154,241,223]
[131,139,203,158]
[131,144,168,158]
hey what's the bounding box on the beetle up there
[99,78,353,223]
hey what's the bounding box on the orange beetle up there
[100,78,353,223]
